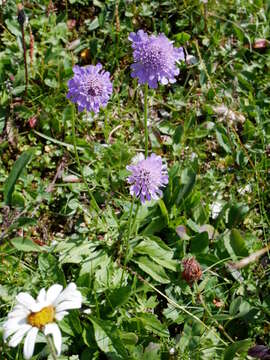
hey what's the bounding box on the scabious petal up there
[23,327,38,360]
[67,64,113,113]
[129,30,184,88]
[126,153,168,203]
[44,323,62,356]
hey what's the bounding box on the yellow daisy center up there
[27,305,55,329]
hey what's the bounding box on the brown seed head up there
[17,4,25,26]
[182,256,202,285]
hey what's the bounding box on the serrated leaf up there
[4,150,33,205]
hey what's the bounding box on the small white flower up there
[210,201,223,219]
[3,283,82,359]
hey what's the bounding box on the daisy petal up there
[23,327,38,360]
[16,293,36,310]
[44,323,62,356]
[46,284,63,304]
[55,299,81,312]
[37,288,46,303]
[8,325,31,348]
[54,311,68,321]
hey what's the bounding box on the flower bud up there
[17,4,25,26]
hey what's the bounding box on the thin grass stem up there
[144,83,149,158]
[71,105,100,214]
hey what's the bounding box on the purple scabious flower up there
[128,30,185,88]
[67,63,113,113]
[127,153,168,203]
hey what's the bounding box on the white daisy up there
[3,282,82,359]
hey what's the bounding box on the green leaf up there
[87,17,99,31]
[133,256,170,284]
[90,317,127,359]
[38,253,65,283]
[137,313,170,337]
[133,237,177,271]
[215,127,231,153]
[120,332,138,346]
[108,286,131,308]
[230,229,249,257]
[223,339,252,360]
[10,237,42,252]
[227,203,249,229]
[158,199,169,224]
[4,150,33,205]
[190,232,209,254]
[175,168,196,205]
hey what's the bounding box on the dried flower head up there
[128,30,184,88]
[182,257,202,285]
[126,153,168,203]
[67,64,113,113]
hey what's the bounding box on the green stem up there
[120,199,137,286]
[143,83,148,158]
[46,335,58,360]
[71,105,100,213]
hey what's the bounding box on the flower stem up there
[46,335,58,360]
[71,105,100,213]
[120,199,137,286]
[143,83,148,158]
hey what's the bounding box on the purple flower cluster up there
[67,64,113,113]
[129,30,184,88]
[127,153,168,203]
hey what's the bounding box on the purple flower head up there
[67,63,113,113]
[128,30,185,89]
[127,153,169,203]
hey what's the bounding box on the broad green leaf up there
[10,237,42,252]
[120,332,138,345]
[137,313,169,337]
[38,253,65,283]
[227,204,249,229]
[90,317,127,358]
[108,286,131,308]
[215,127,231,153]
[230,229,249,257]
[4,150,33,205]
[133,256,170,284]
[223,339,252,360]
[158,199,169,224]
[190,232,209,254]
[142,216,167,235]
[134,237,177,271]
[175,168,196,205]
